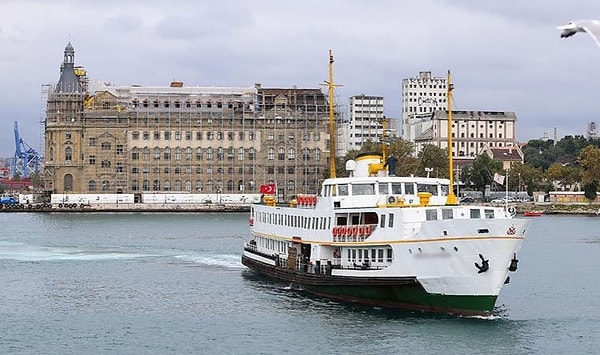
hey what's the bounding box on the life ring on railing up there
[311,195,317,205]
[364,224,372,237]
[332,226,339,237]
[333,248,341,258]
[338,226,347,237]
[350,225,358,237]
[358,225,365,237]
[507,206,516,217]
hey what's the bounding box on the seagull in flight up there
[557,20,600,48]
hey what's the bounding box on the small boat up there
[241,55,530,317]
[523,210,543,217]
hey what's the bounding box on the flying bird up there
[557,20,600,48]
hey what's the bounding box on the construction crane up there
[12,121,42,178]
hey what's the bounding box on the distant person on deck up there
[384,155,398,176]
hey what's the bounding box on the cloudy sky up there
[1,0,599,157]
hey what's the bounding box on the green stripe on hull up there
[304,284,498,316]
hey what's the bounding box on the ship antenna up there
[323,50,342,179]
[446,70,458,205]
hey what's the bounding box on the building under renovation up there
[44,42,332,201]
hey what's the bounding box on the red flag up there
[260,183,276,194]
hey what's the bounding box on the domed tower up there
[44,41,86,194]
[56,41,81,93]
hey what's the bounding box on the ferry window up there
[440,185,449,196]
[418,184,438,195]
[404,183,415,195]
[378,249,384,262]
[352,249,357,261]
[426,209,438,221]
[371,249,376,261]
[484,209,495,219]
[337,216,347,225]
[470,209,481,219]
[380,214,386,228]
[352,183,375,196]
[391,183,402,194]
[351,214,360,225]
[388,213,394,227]
[347,249,351,261]
[358,249,362,260]
[338,184,348,196]
[364,212,378,225]
[386,248,393,262]
[379,183,389,195]
[441,209,453,220]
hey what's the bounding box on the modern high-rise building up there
[43,42,333,201]
[401,71,448,142]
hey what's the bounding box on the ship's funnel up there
[351,153,385,177]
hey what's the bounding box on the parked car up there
[490,197,516,204]
[459,197,475,203]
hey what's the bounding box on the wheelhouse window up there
[404,183,415,195]
[484,209,495,219]
[352,183,375,196]
[426,209,438,221]
[378,183,389,195]
[417,184,438,195]
[470,209,481,219]
[337,184,348,196]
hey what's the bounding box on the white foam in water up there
[0,241,150,262]
[175,253,244,269]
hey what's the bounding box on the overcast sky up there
[1,0,600,158]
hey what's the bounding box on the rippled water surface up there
[0,212,598,354]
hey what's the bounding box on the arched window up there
[268,148,275,160]
[315,148,321,161]
[143,180,150,191]
[185,147,192,160]
[238,148,245,161]
[303,148,310,161]
[207,180,213,192]
[153,180,160,191]
[153,147,161,160]
[184,180,191,191]
[196,147,203,160]
[143,148,150,161]
[174,148,181,161]
[164,180,171,191]
[288,148,296,160]
[238,180,244,192]
[131,147,139,160]
[196,180,203,191]
[88,180,96,191]
[174,180,181,191]
[101,180,110,191]
[65,147,72,161]
[163,147,171,160]
[206,148,213,160]
[287,180,295,191]
[64,174,73,191]
[248,148,256,160]
[227,180,234,191]
[132,180,139,191]
[278,148,285,160]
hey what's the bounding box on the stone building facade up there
[44,43,331,201]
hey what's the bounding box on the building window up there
[132,180,139,191]
[303,148,310,161]
[267,166,274,174]
[163,148,171,160]
[101,180,110,191]
[268,148,275,160]
[116,144,124,155]
[227,180,234,192]
[89,137,97,146]
[164,131,171,140]
[278,148,285,160]
[89,180,96,191]
[174,148,182,161]
[217,147,224,161]
[196,180,203,191]
[116,163,124,173]
[239,132,245,141]
[143,148,150,161]
[175,131,181,140]
[287,180,295,191]
[132,132,139,140]
[154,132,160,140]
[196,148,203,160]
[228,147,235,161]
[238,148,245,161]
[248,148,256,161]
[288,148,296,160]
[89,155,96,165]
[154,148,161,160]
[185,131,192,140]
[143,180,150,191]
[101,160,111,168]
[153,180,160,191]
[185,147,192,160]
[315,148,321,161]
[65,147,72,161]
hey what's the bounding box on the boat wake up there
[174,253,244,269]
[0,241,151,262]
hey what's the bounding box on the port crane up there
[12,121,42,178]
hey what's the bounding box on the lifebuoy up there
[332,226,338,237]
[364,224,372,237]
[350,225,358,237]
[312,195,317,205]
[358,225,365,237]
[338,226,347,237]
[333,248,341,258]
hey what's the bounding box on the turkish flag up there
[260,183,276,194]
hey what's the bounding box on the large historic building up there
[44,43,332,200]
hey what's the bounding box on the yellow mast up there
[446,70,458,205]
[327,50,337,178]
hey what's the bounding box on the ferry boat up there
[241,53,530,317]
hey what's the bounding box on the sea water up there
[0,212,598,354]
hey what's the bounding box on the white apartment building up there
[413,110,517,159]
[346,95,385,150]
[402,71,448,142]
